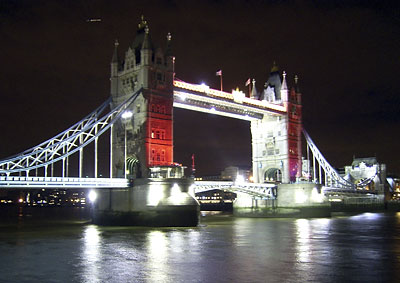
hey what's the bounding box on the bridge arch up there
[264,168,282,183]
[126,155,141,178]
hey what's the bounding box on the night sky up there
[1,0,399,177]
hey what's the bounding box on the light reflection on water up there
[82,225,101,283]
[147,230,169,282]
[1,213,400,282]
[295,219,311,263]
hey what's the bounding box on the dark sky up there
[0,0,399,177]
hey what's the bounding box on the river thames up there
[1,211,399,282]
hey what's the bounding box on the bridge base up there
[233,183,331,218]
[92,178,199,226]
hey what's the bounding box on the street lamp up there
[122,110,133,178]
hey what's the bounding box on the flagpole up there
[245,78,251,98]
[216,70,223,91]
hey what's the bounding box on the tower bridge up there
[0,17,383,225]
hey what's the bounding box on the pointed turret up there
[111,39,119,63]
[251,79,258,99]
[110,39,119,96]
[280,71,288,102]
[294,75,300,93]
[165,32,172,57]
[142,26,151,50]
[141,25,152,68]
[294,75,301,104]
[131,15,153,64]
[263,61,282,101]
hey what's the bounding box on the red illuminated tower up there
[110,17,174,178]
[286,75,302,181]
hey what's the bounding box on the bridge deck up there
[0,176,129,188]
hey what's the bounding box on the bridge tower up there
[251,64,302,183]
[110,17,174,178]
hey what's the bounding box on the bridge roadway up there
[0,176,129,188]
[0,176,277,199]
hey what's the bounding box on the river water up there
[1,211,400,283]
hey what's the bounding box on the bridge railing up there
[194,181,277,199]
[0,176,129,188]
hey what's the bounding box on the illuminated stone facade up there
[251,68,302,183]
[110,18,174,178]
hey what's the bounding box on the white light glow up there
[88,190,97,203]
[295,190,307,204]
[148,185,164,206]
[171,183,181,196]
[121,110,133,119]
[236,175,245,183]
[200,82,209,92]
[311,187,324,203]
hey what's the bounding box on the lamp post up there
[122,110,133,178]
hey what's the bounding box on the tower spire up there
[251,79,258,99]
[142,26,151,50]
[111,39,119,63]
[281,71,288,90]
[280,71,289,102]
[165,32,172,57]
[294,75,300,93]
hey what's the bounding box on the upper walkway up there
[173,80,287,121]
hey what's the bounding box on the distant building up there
[221,166,252,181]
[343,157,386,194]
[387,175,400,200]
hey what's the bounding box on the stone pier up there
[233,183,331,218]
[92,178,199,226]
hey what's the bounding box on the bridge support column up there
[92,178,199,226]
[233,192,277,217]
[275,183,331,217]
[233,183,330,218]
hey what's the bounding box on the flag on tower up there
[216,70,222,76]
[245,78,251,86]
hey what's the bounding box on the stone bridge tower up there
[251,64,302,183]
[110,17,174,178]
